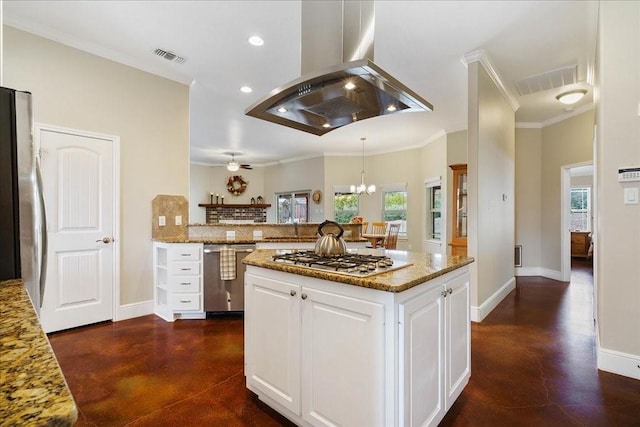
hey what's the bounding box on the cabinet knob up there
[448,288,453,295]
[301,294,308,300]
[290,290,296,297]
[441,290,448,298]
[96,237,112,244]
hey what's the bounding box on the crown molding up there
[540,103,594,127]
[462,49,520,113]
[516,103,594,129]
[515,122,543,129]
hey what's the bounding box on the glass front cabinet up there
[449,164,468,257]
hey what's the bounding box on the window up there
[570,187,591,231]
[383,190,407,235]
[334,192,359,223]
[276,191,309,223]
[426,184,442,241]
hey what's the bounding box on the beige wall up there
[596,1,640,372]
[189,163,266,224]
[468,61,516,319]
[3,26,190,305]
[540,111,594,273]
[515,127,543,269]
[265,156,325,223]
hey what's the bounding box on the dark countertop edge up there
[242,250,474,293]
[0,279,78,426]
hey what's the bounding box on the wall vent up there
[514,245,523,267]
[153,48,186,64]
[514,65,577,96]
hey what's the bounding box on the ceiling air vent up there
[514,65,577,96]
[153,48,185,64]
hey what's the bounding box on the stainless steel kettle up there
[315,220,347,257]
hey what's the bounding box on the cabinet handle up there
[180,299,191,303]
[448,288,453,295]
[180,253,191,257]
[301,293,308,300]
[180,268,191,271]
[290,290,296,297]
[180,282,190,285]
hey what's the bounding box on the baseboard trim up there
[471,276,516,323]
[116,299,154,321]
[515,267,541,276]
[597,347,640,380]
[539,268,565,282]
[515,266,567,282]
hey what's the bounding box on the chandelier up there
[350,137,376,195]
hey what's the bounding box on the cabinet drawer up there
[169,276,201,293]
[169,246,201,261]
[169,262,201,275]
[571,235,586,244]
[170,294,201,311]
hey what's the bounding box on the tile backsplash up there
[152,195,188,239]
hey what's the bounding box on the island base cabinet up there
[301,287,385,427]
[399,286,445,427]
[399,272,470,427]
[245,275,301,415]
[245,265,471,427]
[245,272,386,427]
[445,273,471,409]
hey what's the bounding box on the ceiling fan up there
[226,153,252,171]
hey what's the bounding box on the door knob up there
[96,237,112,244]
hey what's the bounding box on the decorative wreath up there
[227,175,248,196]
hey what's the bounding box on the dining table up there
[361,233,386,249]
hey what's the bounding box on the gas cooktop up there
[272,250,411,278]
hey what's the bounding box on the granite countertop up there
[0,279,78,426]
[243,249,474,293]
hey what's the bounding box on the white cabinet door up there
[399,285,445,427]
[301,287,385,427]
[245,274,301,415]
[444,273,470,409]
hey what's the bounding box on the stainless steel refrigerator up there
[0,86,47,314]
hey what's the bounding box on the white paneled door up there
[38,125,118,333]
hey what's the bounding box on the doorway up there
[36,124,120,333]
[561,161,595,317]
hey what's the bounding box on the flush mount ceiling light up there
[556,89,587,105]
[240,86,253,93]
[350,138,376,195]
[248,36,264,46]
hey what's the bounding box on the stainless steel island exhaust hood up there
[245,1,433,136]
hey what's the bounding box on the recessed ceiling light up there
[248,36,264,46]
[277,107,287,113]
[556,89,587,105]
[240,86,253,93]
[322,123,331,128]
[386,105,397,112]
[344,81,356,90]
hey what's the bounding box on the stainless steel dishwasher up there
[203,243,255,313]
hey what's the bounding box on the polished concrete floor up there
[49,259,640,426]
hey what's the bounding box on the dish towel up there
[220,246,236,281]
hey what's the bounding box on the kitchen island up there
[243,249,474,427]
